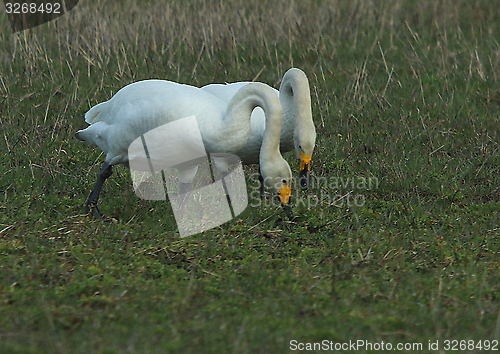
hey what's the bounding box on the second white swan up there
[201,68,316,190]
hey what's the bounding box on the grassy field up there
[1,0,500,352]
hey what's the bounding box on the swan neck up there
[224,83,283,157]
[280,69,312,130]
[279,69,314,154]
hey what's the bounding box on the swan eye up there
[282,179,287,183]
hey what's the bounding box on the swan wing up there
[77,80,228,164]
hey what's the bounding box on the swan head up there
[260,160,293,217]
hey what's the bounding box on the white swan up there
[76,80,292,217]
[201,68,316,189]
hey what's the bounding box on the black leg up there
[84,162,113,218]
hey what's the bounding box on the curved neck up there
[279,68,313,138]
[222,83,284,162]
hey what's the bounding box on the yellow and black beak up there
[299,151,312,190]
[278,181,293,218]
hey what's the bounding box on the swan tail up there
[75,121,109,151]
[84,101,108,124]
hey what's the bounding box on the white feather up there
[201,68,316,164]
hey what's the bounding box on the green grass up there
[1,0,500,352]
